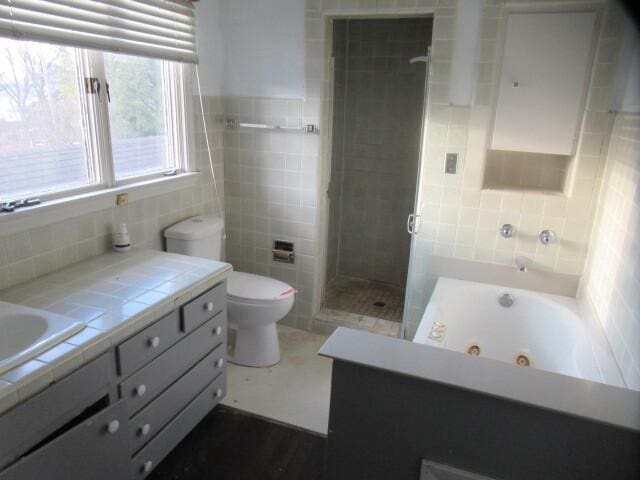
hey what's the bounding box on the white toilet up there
[164,216,295,367]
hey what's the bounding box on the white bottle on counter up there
[113,224,131,252]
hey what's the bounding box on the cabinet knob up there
[149,336,160,348]
[143,460,153,473]
[140,424,151,436]
[215,388,223,399]
[204,301,215,312]
[107,420,120,434]
[214,325,223,336]
[135,384,147,397]
[215,358,224,369]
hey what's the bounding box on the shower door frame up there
[317,12,435,334]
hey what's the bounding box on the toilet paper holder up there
[273,240,295,264]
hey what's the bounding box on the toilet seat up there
[227,271,295,306]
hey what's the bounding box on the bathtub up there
[413,277,625,387]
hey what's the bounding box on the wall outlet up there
[445,153,458,174]
[116,193,128,206]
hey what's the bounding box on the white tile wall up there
[0,95,225,291]
[222,96,320,330]
[398,0,628,337]
[580,114,640,390]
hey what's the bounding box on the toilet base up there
[228,322,280,367]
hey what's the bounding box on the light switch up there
[445,153,458,174]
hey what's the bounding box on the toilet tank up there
[164,216,225,260]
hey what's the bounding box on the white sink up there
[0,301,85,376]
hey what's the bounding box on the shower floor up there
[323,276,405,322]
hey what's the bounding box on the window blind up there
[0,0,198,63]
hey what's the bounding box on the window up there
[0,37,190,202]
[104,53,171,180]
[0,38,91,199]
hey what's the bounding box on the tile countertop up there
[0,248,232,415]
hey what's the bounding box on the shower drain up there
[516,354,531,367]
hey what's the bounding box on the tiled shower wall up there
[327,18,431,288]
[222,97,320,330]
[580,114,640,390]
[0,95,225,290]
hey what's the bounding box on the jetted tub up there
[413,277,625,387]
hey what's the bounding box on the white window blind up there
[0,0,198,63]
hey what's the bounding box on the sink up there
[0,301,86,376]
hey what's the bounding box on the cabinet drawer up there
[0,353,113,470]
[0,400,129,480]
[181,281,226,333]
[120,312,226,416]
[132,376,226,478]
[129,344,226,453]
[117,310,181,378]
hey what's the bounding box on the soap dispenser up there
[113,224,131,252]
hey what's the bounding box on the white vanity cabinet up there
[491,11,597,155]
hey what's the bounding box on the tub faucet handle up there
[539,229,556,246]
[499,224,515,239]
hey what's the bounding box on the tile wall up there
[403,0,627,337]
[483,150,571,192]
[580,114,640,390]
[222,96,320,330]
[0,95,225,291]
[328,18,431,288]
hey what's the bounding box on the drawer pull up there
[140,423,151,436]
[215,358,224,369]
[135,384,147,397]
[214,325,223,336]
[149,336,161,348]
[142,460,153,473]
[107,420,120,434]
[215,388,223,399]
[204,301,215,312]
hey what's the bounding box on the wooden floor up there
[147,406,326,480]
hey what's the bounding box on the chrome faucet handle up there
[499,224,515,239]
[539,229,556,246]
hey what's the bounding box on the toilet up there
[164,216,295,367]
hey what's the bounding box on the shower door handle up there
[407,213,421,235]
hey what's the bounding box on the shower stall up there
[319,17,433,336]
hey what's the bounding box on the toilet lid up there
[227,271,295,303]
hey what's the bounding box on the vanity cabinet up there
[0,401,130,480]
[0,353,115,470]
[0,281,228,479]
[491,11,597,155]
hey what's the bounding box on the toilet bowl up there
[227,272,295,367]
[164,216,295,367]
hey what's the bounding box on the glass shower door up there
[401,50,432,341]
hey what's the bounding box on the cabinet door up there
[491,11,597,155]
[0,400,129,480]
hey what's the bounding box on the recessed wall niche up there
[482,149,571,193]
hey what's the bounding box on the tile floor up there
[312,308,401,338]
[222,325,331,435]
[312,276,404,338]
[323,276,405,322]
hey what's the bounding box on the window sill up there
[0,172,201,236]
